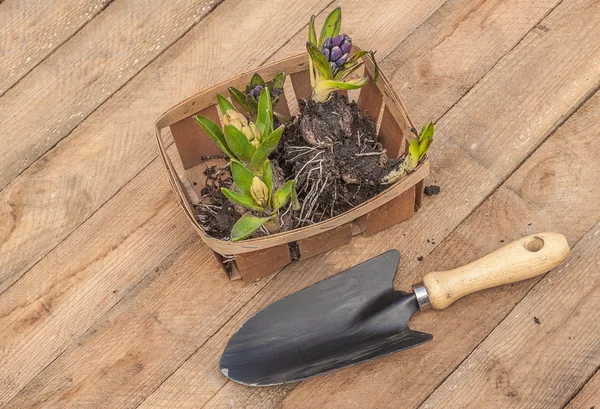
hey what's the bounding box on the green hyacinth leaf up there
[271,72,286,90]
[308,14,317,45]
[250,125,283,171]
[256,86,273,136]
[348,50,379,82]
[194,115,234,159]
[271,180,296,211]
[408,139,420,170]
[217,94,237,116]
[418,121,434,158]
[313,77,368,99]
[318,7,341,47]
[223,124,255,162]
[334,61,362,81]
[231,214,271,242]
[419,121,434,141]
[221,188,263,212]
[262,160,273,201]
[307,41,333,81]
[230,160,254,197]
[228,87,251,113]
[250,73,265,88]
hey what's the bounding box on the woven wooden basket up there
[154,45,429,281]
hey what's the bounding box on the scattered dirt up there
[424,185,440,196]
[195,92,413,239]
[534,316,541,325]
[417,256,423,262]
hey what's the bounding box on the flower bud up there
[241,125,255,141]
[340,40,352,54]
[332,34,344,47]
[251,139,261,149]
[221,109,248,131]
[330,46,342,61]
[250,122,261,141]
[250,176,269,208]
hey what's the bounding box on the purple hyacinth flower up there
[336,53,348,66]
[332,34,344,47]
[248,84,264,100]
[330,46,342,61]
[340,40,352,54]
[323,36,332,49]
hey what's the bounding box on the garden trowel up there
[220,232,569,386]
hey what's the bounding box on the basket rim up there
[154,44,428,255]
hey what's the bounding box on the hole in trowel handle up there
[524,236,544,252]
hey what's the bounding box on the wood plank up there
[3,0,598,407]
[0,149,194,405]
[382,0,565,128]
[139,5,600,408]
[418,91,600,409]
[0,0,221,190]
[0,0,330,404]
[5,237,280,409]
[0,0,112,95]
[421,222,600,409]
[0,0,464,404]
[249,1,600,405]
[564,370,600,409]
[0,0,450,295]
[276,90,600,408]
[0,0,326,295]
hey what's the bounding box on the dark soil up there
[195,92,409,240]
[193,165,238,240]
[424,185,441,196]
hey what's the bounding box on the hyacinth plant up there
[195,87,282,175]
[222,159,299,241]
[194,86,299,241]
[227,72,286,121]
[307,7,379,102]
[381,121,435,185]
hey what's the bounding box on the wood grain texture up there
[137,9,600,409]
[0,0,221,190]
[564,370,600,409]
[0,0,112,95]
[421,221,600,409]
[0,148,194,405]
[0,0,328,404]
[275,79,600,409]
[0,0,326,294]
[383,0,564,127]
[2,0,600,407]
[5,237,280,409]
[423,232,569,309]
[0,1,455,406]
[418,87,600,409]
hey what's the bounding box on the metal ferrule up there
[412,283,431,311]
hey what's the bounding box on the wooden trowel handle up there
[418,232,569,310]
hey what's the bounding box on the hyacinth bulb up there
[321,34,352,75]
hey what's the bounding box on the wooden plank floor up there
[1,0,598,408]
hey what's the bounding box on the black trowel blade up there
[220,250,433,386]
